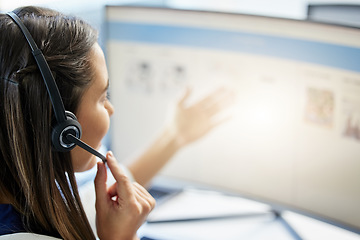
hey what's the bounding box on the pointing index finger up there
[106,151,136,198]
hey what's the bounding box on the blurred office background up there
[1,0,360,16]
[1,0,360,31]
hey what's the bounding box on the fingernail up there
[107,151,113,158]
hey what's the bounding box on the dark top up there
[0,204,25,236]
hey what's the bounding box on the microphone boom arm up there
[66,134,106,164]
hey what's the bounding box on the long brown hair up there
[0,6,98,239]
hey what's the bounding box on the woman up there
[0,5,233,240]
[0,6,155,239]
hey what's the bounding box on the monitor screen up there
[105,6,360,234]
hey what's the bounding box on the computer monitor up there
[307,4,360,27]
[105,6,360,234]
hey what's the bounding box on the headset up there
[6,12,106,163]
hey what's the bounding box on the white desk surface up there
[139,176,360,240]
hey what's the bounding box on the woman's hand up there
[94,151,156,240]
[167,87,235,148]
[126,86,235,187]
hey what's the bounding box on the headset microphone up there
[7,12,106,164]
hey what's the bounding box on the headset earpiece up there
[52,111,82,152]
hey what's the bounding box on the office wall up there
[0,0,325,19]
[3,1,360,30]
[2,0,360,18]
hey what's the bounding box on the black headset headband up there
[6,11,106,163]
[7,12,67,124]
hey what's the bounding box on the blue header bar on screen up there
[107,22,360,73]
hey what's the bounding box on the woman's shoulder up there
[0,205,61,239]
[0,204,25,236]
[0,233,61,239]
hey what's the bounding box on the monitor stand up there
[273,210,303,240]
